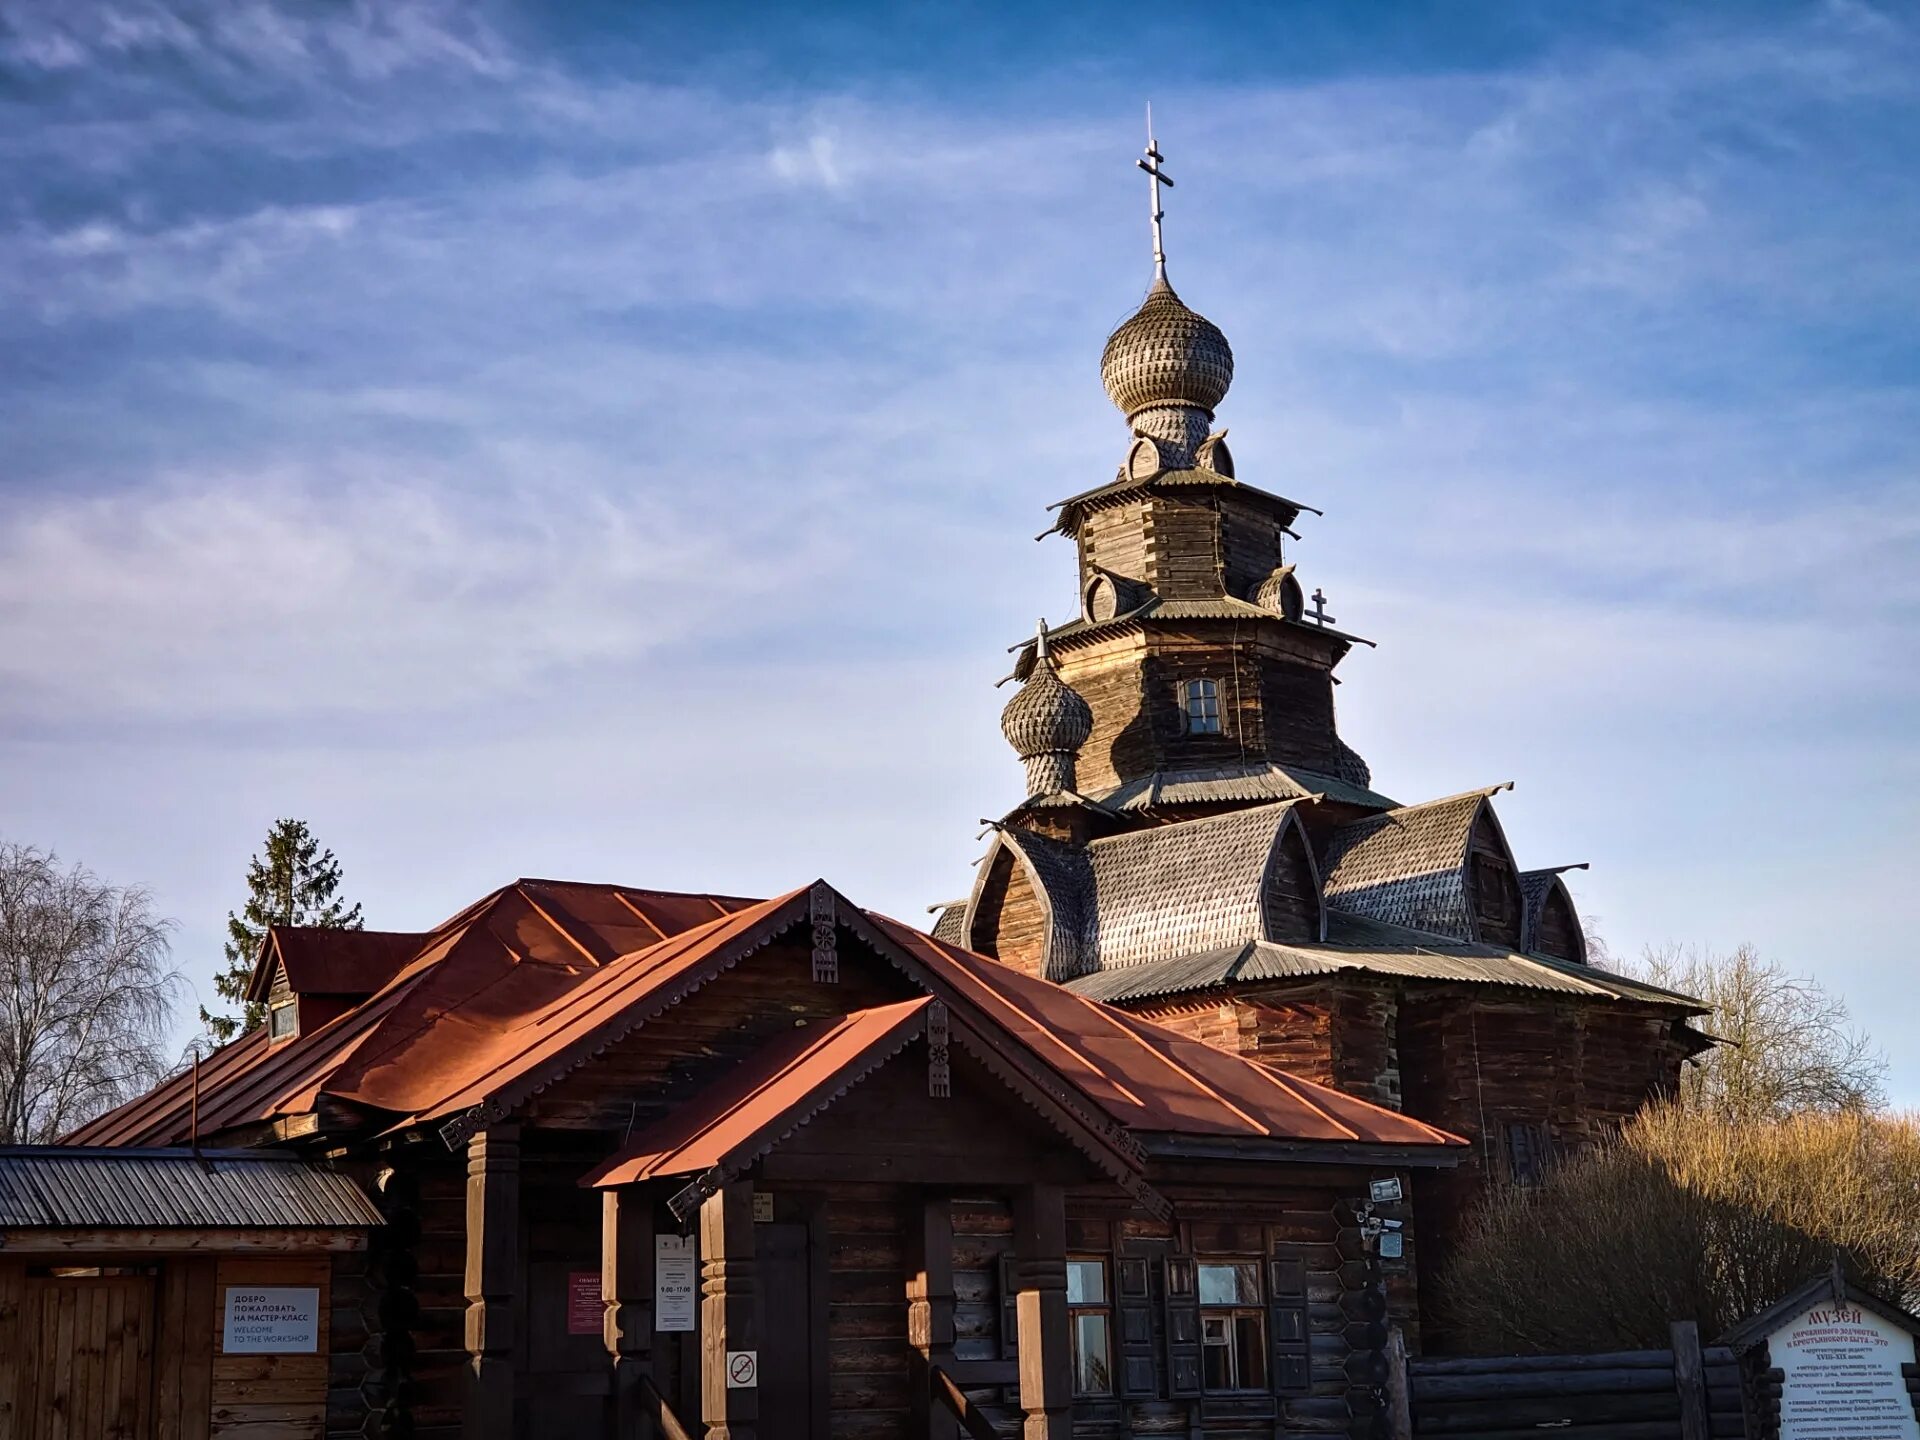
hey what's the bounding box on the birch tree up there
[0,843,180,1143]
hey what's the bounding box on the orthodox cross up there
[1137,104,1174,280]
[1309,587,1336,627]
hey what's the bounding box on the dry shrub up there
[1442,1104,1920,1354]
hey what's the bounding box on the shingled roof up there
[1518,865,1589,962]
[1319,787,1510,938]
[963,801,1318,980]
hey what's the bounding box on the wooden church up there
[50,136,1711,1440]
[928,139,1712,1292]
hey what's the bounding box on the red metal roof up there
[69,877,1461,1160]
[583,999,935,1188]
[245,928,428,1003]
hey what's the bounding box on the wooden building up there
[71,879,1465,1439]
[928,153,1715,1305]
[0,1146,383,1440]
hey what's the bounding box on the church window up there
[1198,1260,1266,1391]
[1507,1122,1552,1186]
[1182,678,1221,735]
[1067,1258,1113,1395]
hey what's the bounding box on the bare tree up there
[1636,942,1885,1121]
[1445,1105,1920,1353]
[0,843,181,1143]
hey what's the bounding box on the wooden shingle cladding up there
[1519,868,1589,963]
[964,802,1323,982]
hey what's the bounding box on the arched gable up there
[1519,868,1589,964]
[1259,805,1325,944]
[1463,799,1524,949]
[961,829,1088,981]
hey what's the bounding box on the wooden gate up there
[18,1271,156,1440]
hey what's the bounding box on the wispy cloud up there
[2,1,1916,1087]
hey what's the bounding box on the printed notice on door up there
[1776,1301,1920,1440]
[222,1286,321,1354]
[655,1234,696,1333]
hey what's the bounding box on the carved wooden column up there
[1013,1182,1071,1440]
[908,1193,959,1440]
[699,1181,758,1440]
[463,1123,520,1440]
[603,1187,654,1440]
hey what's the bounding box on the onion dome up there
[1001,623,1093,797]
[1099,274,1234,421]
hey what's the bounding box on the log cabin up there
[69,878,1466,1440]
[927,137,1716,1311]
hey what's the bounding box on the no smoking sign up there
[725,1350,758,1389]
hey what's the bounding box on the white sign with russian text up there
[655,1234,697,1333]
[222,1286,320,1354]
[1776,1300,1920,1440]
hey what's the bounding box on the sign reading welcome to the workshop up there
[222,1286,321,1354]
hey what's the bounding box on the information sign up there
[222,1286,321,1354]
[1776,1301,1920,1440]
[567,1271,602,1336]
[655,1234,697,1333]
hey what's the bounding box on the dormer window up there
[269,1001,298,1041]
[1182,678,1221,735]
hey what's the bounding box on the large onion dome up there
[1099,274,1234,420]
[1001,625,1093,797]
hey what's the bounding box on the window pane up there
[1066,1259,1105,1305]
[1233,1314,1266,1389]
[1072,1314,1111,1395]
[269,1003,296,1038]
[1198,1262,1260,1306]
[1201,1335,1231,1391]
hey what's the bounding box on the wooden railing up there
[639,1373,699,1440]
[929,1363,1005,1440]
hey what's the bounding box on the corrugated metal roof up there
[1061,914,1707,1011]
[0,1148,384,1229]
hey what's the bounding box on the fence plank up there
[1672,1320,1710,1440]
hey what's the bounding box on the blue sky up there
[3,2,1916,1095]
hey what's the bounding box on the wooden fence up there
[1385,1321,1748,1440]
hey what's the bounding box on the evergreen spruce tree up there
[202,819,363,1043]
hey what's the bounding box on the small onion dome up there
[1000,635,1093,762]
[1099,274,1234,420]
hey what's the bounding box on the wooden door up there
[20,1272,156,1440]
[757,1222,815,1440]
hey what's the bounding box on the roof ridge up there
[1086,795,1305,848]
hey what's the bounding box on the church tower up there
[998,124,1379,837]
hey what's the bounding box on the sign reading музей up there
[1724,1270,1920,1440]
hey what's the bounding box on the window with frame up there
[1197,1260,1265,1391]
[1181,678,1221,735]
[1067,1257,1112,1396]
[269,1001,298,1040]
[1507,1122,1552,1187]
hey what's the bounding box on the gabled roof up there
[245,927,426,1004]
[1063,910,1708,1011]
[1320,787,1511,938]
[68,880,760,1147]
[1718,1262,1920,1351]
[1088,760,1396,814]
[70,877,1464,1173]
[582,997,1170,1218]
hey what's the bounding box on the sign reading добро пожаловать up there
[222,1286,321,1354]
[1777,1300,1920,1440]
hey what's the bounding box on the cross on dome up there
[1137,103,1174,281]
